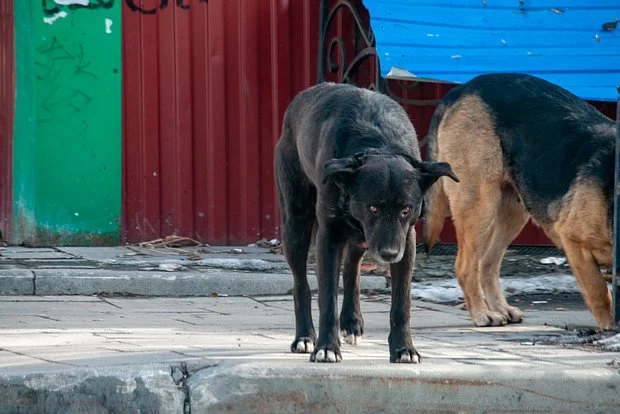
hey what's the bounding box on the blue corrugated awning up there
[363,0,620,101]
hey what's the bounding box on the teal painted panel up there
[13,1,121,245]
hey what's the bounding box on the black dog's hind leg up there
[275,150,317,354]
[310,224,345,362]
[388,227,421,363]
[340,242,365,345]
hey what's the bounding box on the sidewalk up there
[1,294,618,413]
[0,244,573,298]
[1,245,618,413]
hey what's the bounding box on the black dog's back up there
[440,73,615,224]
[280,83,420,185]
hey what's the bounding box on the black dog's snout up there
[379,248,400,262]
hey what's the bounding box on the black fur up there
[274,82,457,363]
[437,73,615,225]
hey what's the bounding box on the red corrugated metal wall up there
[0,1,14,242]
[122,0,617,246]
[123,0,318,245]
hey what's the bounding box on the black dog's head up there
[322,152,458,264]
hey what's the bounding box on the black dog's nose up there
[379,248,399,262]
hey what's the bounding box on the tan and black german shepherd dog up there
[424,73,616,329]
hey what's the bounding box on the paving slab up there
[0,295,617,413]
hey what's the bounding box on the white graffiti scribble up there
[43,11,68,25]
[54,0,90,5]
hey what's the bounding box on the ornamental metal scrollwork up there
[317,0,436,106]
[317,0,381,91]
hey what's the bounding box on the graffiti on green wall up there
[13,0,121,246]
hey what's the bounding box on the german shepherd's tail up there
[422,101,450,256]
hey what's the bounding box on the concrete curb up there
[0,366,185,414]
[3,360,617,414]
[188,361,620,413]
[0,270,35,295]
[3,269,389,297]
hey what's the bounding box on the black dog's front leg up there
[310,226,345,363]
[388,227,421,363]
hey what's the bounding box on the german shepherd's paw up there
[390,347,421,363]
[291,337,315,353]
[472,310,508,327]
[499,305,524,324]
[310,344,342,363]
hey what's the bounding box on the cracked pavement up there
[0,294,618,413]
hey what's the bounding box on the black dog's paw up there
[340,314,364,346]
[291,336,315,354]
[310,344,342,363]
[390,347,421,364]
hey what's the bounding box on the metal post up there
[317,0,328,84]
[614,88,620,325]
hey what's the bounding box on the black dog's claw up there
[310,346,342,363]
[390,347,421,363]
[291,337,316,354]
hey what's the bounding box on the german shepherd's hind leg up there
[560,239,613,329]
[478,185,528,324]
[452,183,508,327]
[275,147,317,354]
[340,241,365,345]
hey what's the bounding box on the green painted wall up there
[13,1,121,246]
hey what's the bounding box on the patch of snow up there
[193,258,289,271]
[412,274,588,303]
[158,263,183,272]
[540,256,566,265]
[595,333,620,351]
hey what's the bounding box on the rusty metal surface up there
[0,1,14,242]
[122,0,318,245]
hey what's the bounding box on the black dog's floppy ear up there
[321,153,366,186]
[416,161,459,190]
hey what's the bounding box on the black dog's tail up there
[422,101,450,256]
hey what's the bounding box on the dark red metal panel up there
[123,0,318,244]
[122,0,616,246]
[0,1,14,242]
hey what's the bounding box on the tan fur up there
[548,182,613,328]
[426,95,613,329]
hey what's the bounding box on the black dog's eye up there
[369,206,379,214]
[401,206,412,217]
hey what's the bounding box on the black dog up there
[274,83,458,363]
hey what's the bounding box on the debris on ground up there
[138,235,202,249]
[253,238,283,254]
